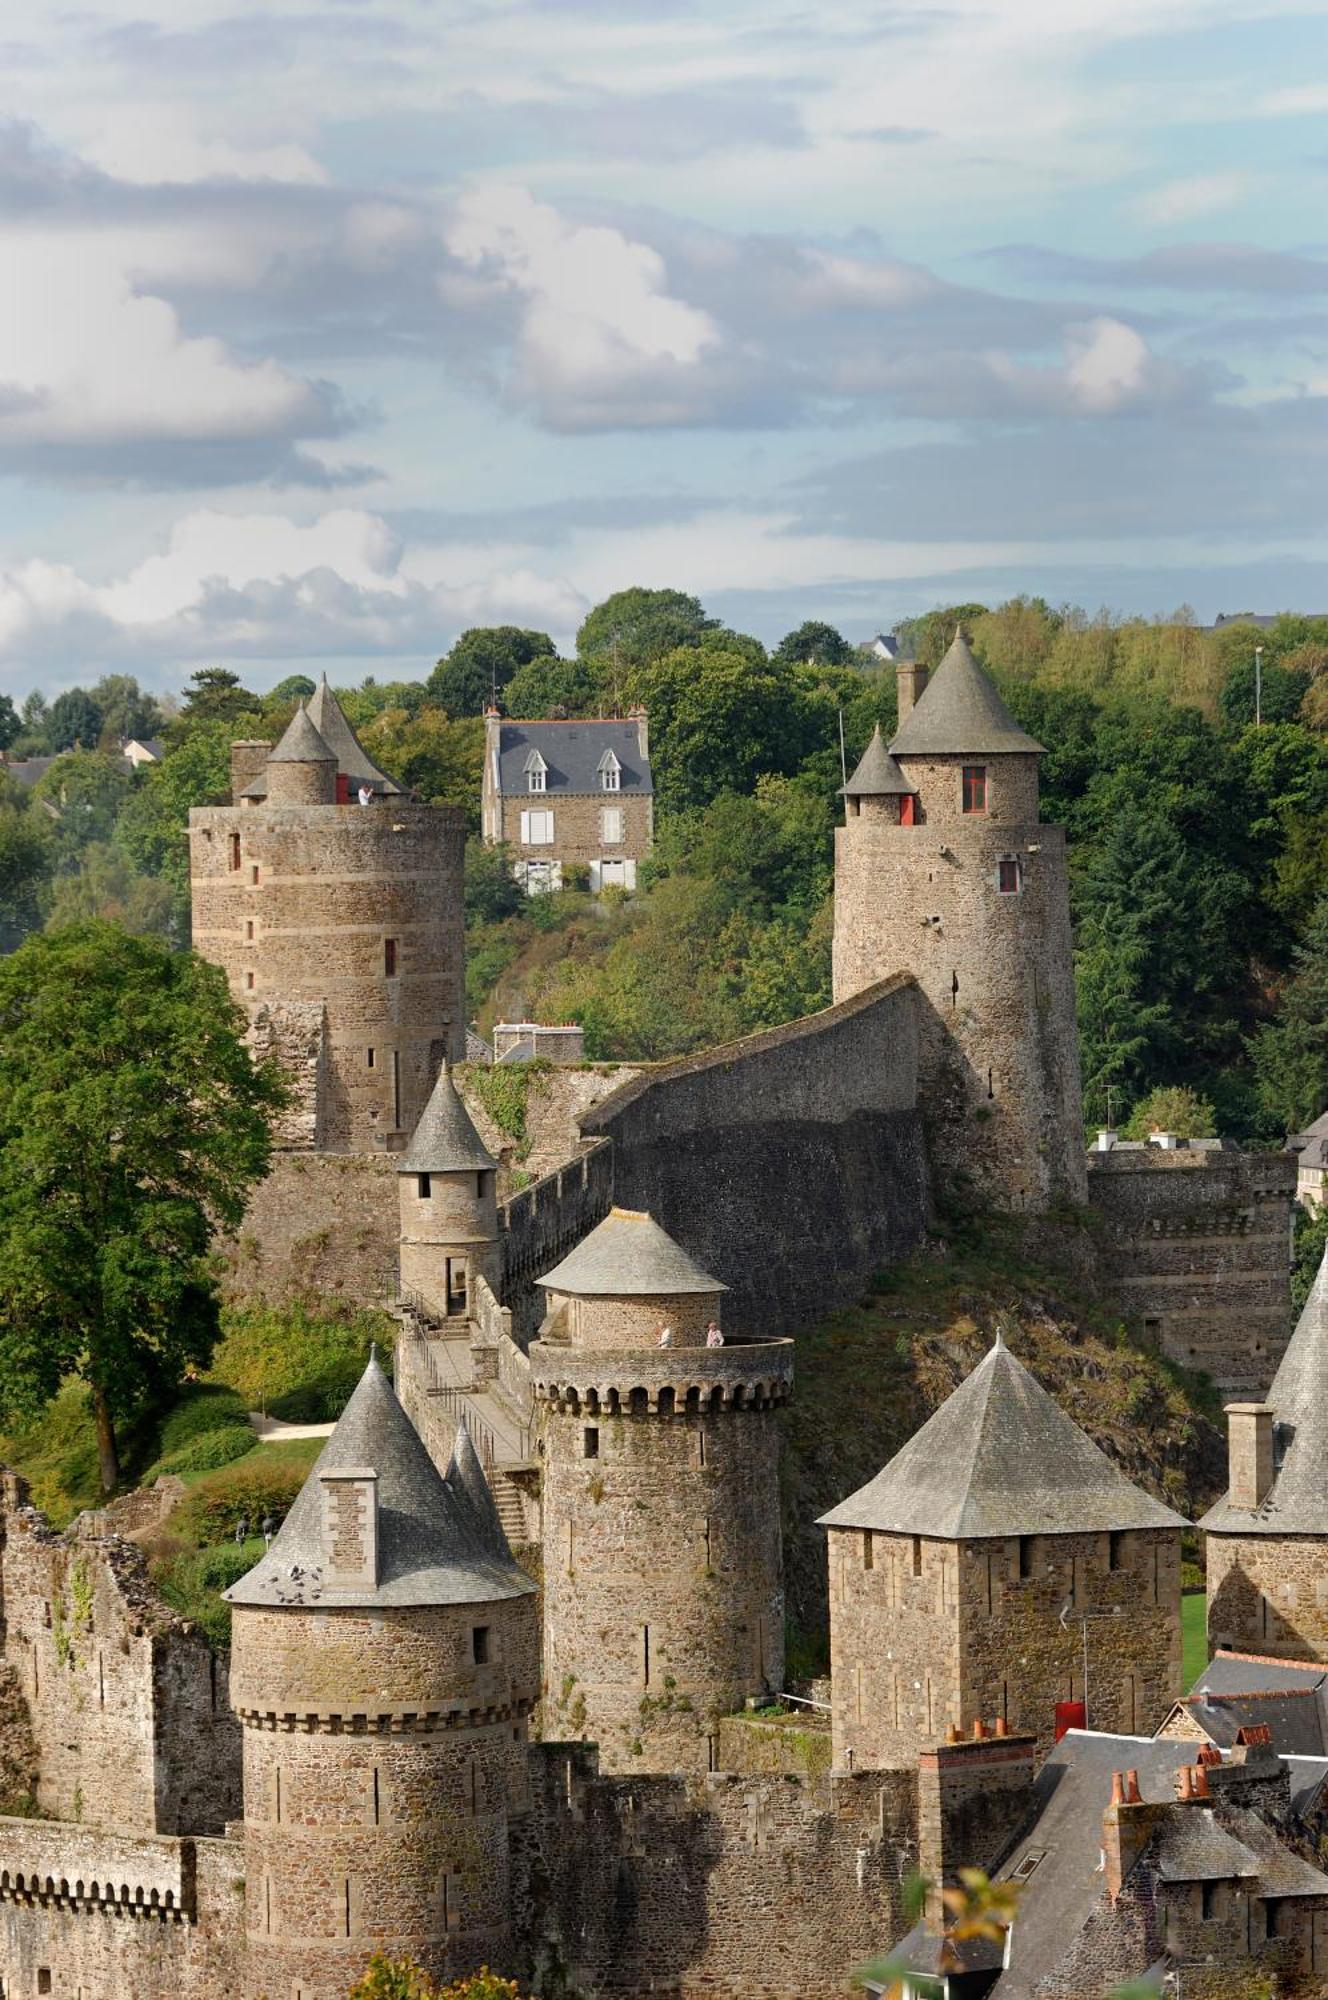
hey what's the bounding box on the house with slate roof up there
[481,707,652,893]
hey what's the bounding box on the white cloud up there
[1132,172,1251,226]
[1257,84,1328,115]
[81,104,327,186]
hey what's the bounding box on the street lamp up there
[1255,645,1264,728]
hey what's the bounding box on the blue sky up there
[0,0,1325,696]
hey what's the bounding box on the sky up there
[0,0,1326,698]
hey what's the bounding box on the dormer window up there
[524,749,547,794]
[598,749,621,793]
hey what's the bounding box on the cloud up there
[1132,172,1251,226]
[991,242,1328,296]
[82,104,328,186]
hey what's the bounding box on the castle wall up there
[534,1342,791,1773]
[0,1823,244,2000]
[828,1525,1182,1766]
[499,1139,616,1341]
[832,807,1085,1212]
[220,1149,401,1304]
[521,1742,917,2000]
[0,1488,240,1836]
[1207,1533,1328,1661]
[579,978,928,1340]
[1087,1147,1295,1399]
[190,798,466,1152]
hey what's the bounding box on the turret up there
[263,702,337,807]
[396,1064,500,1318]
[832,629,1085,1210]
[819,1334,1185,1766]
[1204,1245,1328,1659]
[531,1207,792,1773]
[226,1355,538,2000]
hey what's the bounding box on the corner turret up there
[396,1064,499,1319]
[264,702,337,807]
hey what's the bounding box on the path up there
[247,1412,336,1442]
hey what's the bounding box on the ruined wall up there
[521,1742,916,1999]
[1207,1533,1328,1661]
[1087,1147,1295,1399]
[220,1149,401,1305]
[0,1486,240,1836]
[245,999,326,1148]
[828,1525,1182,1767]
[0,1823,245,2000]
[580,978,928,1340]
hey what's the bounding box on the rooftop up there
[492,717,651,797]
[268,702,335,764]
[225,1354,534,1610]
[398,1065,496,1176]
[840,723,916,797]
[539,1205,725,1298]
[1203,1244,1328,1535]
[888,629,1044,759]
[241,675,402,799]
[818,1334,1187,1540]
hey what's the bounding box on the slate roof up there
[446,1421,512,1563]
[243,676,401,798]
[399,1065,496,1175]
[539,1206,725,1299]
[840,724,916,797]
[493,719,651,797]
[1289,1108,1328,1167]
[1153,1810,1260,1881]
[1196,1652,1328,1698]
[888,630,1044,759]
[269,703,335,764]
[1202,1245,1328,1534]
[818,1335,1187,1540]
[1159,1688,1328,1759]
[225,1353,535,1610]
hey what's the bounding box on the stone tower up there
[1204,1246,1328,1660]
[189,677,466,1152]
[397,1063,500,1320]
[530,1206,793,1773]
[819,1334,1184,1766]
[226,1354,538,2000]
[832,633,1086,1210]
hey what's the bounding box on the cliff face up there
[779,1211,1225,1659]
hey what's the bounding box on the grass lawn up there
[1182,1590,1207,1690]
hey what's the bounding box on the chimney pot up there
[1125,1770,1142,1804]
[1177,1766,1193,1800]
[946,1723,961,1745]
[972,1718,986,1740]
[1193,1763,1211,1798]
[995,1716,1009,1737]
[1110,1772,1126,1806]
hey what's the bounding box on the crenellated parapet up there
[530,1337,794,1416]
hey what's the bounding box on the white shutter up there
[520,809,531,845]
[589,860,601,891]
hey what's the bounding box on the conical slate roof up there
[818,1335,1187,1540]
[447,1421,512,1562]
[539,1206,726,1298]
[889,630,1044,758]
[306,673,403,795]
[269,702,335,764]
[399,1065,496,1175]
[225,1353,534,1609]
[1202,1246,1328,1535]
[841,724,917,797]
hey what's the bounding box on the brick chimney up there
[1102,1769,1167,1901]
[629,706,649,763]
[917,1729,1036,1920]
[319,1466,379,1591]
[230,739,271,805]
[895,660,929,724]
[1226,1404,1275,1510]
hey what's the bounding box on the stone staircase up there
[394,1304,538,1544]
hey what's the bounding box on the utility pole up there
[837,709,847,788]
[1255,645,1264,727]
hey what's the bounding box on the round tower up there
[227,1356,538,2000]
[531,1207,793,1774]
[832,633,1086,1210]
[396,1065,500,1319]
[189,675,465,1150]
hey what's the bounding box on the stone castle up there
[0,638,1319,1999]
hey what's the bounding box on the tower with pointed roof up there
[226,1354,538,2000]
[832,632,1085,1210]
[530,1206,793,1773]
[1203,1246,1328,1661]
[819,1334,1185,1766]
[396,1063,500,1319]
[189,675,465,1151]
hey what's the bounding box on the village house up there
[481,708,653,893]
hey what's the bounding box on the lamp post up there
[1255,645,1264,728]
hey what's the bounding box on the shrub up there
[151,1427,257,1478]
[154,1384,251,1455]
[210,1301,386,1422]
[345,1960,528,2000]
[172,1458,310,1548]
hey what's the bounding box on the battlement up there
[0,1820,197,1921]
[234,1699,534,1733]
[529,1336,794,1413]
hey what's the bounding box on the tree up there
[47,688,103,752]
[44,845,175,940]
[266,674,317,706]
[624,640,816,815]
[0,800,51,947]
[895,604,989,669]
[1219,652,1310,728]
[0,922,283,1490]
[358,709,483,821]
[465,839,524,925]
[114,721,237,928]
[771,621,851,671]
[31,750,135,869]
[179,667,258,728]
[0,694,18,755]
[1252,894,1328,1137]
[428,628,557,716]
[503,653,603,718]
[1121,1085,1217,1140]
[89,674,163,743]
[577,588,717,699]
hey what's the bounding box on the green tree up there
[1122,1085,1217,1140]
[465,839,524,925]
[895,604,989,669]
[0,799,52,947]
[625,640,817,815]
[1252,894,1328,1136]
[1220,651,1311,728]
[0,922,283,1489]
[503,653,603,718]
[577,587,717,701]
[31,750,135,869]
[771,621,851,670]
[114,721,238,931]
[0,693,18,755]
[178,667,258,728]
[47,688,103,752]
[358,709,483,821]
[428,627,557,716]
[44,844,175,940]
[266,674,317,706]
[89,675,163,743]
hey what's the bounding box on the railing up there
[428,1384,497,1468]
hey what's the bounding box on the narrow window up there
[392,1048,401,1127]
[1265,1898,1278,1940]
[642,1624,651,1687]
[250,863,259,884]
[899,793,917,826]
[1109,1532,1125,1572]
[1142,1316,1161,1349]
[472,1626,490,1665]
[38,1974,51,1995]
[1200,1880,1218,1920]
[384,937,398,977]
[1018,1536,1034,1579]
[584,1426,599,1458]
[418,1173,432,1200]
[366,1047,375,1069]
[997,856,1020,894]
[245,918,254,940]
[344,1878,352,1937]
[863,1531,874,1571]
[245,971,255,991]
[951,969,959,1007]
[962,765,987,814]
[911,1535,923,1578]
[229,832,241,870]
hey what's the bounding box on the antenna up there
[838,709,847,787]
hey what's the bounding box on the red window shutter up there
[899,794,916,826]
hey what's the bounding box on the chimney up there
[230,739,271,805]
[629,706,649,763]
[1148,1130,1180,1150]
[895,660,929,724]
[1096,1130,1117,1152]
[1102,1772,1165,1901]
[319,1466,379,1592]
[1226,1404,1275,1511]
[917,1730,1037,1921]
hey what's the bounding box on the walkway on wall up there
[394,1301,536,1544]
